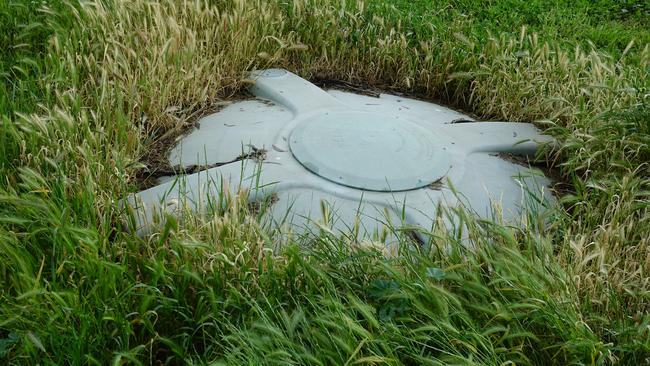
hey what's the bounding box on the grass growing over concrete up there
[1,0,649,364]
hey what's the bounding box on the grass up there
[1,0,649,364]
[370,0,650,58]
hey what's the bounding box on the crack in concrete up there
[137,145,267,179]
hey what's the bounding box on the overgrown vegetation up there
[1,0,648,364]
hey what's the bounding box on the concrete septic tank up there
[127,69,554,240]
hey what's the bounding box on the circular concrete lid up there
[289,111,451,191]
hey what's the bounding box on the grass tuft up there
[1,0,649,364]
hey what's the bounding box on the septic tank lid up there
[127,69,555,239]
[290,111,450,191]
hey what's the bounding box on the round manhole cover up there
[289,111,450,191]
